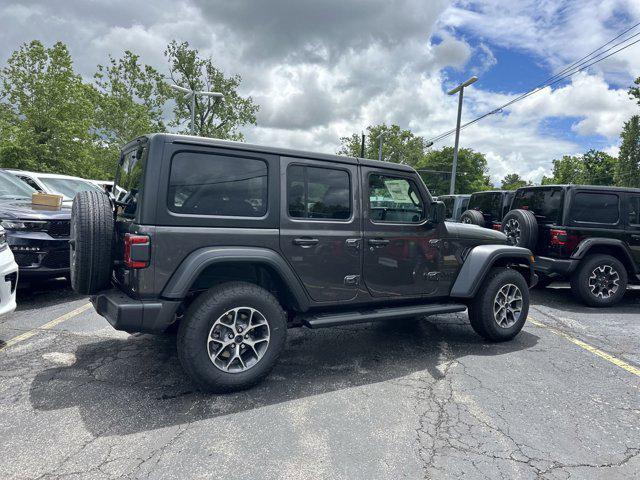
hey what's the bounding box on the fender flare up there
[571,238,638,273]
[450,244,534,298]
[161,247,310,310]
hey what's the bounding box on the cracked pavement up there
[0,279,638,479]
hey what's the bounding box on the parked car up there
[0,170,71,279]
[7,170,103,206]
[0,226,18,317]
[89,179,127,201]
[439,194,471,222]
[502,184,640,307]
[461,190,514,230]
[69,133,536,392]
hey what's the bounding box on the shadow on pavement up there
[29,315,539,437]
[531,285,640,314]
[16,277,85,311]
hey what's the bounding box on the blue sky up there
[1,0,639,183]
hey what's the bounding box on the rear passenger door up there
[568,190,626,245]
[625,194,640,265]
[279,158,361,302]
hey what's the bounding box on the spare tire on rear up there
[501,209,538,250]
[460,209,484,226]
[70,190,114,294]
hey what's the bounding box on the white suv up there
[6,170,103,206]
[0,227,18,317]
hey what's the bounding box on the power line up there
[427,23,640,144]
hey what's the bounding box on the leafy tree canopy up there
[501,173,531,190]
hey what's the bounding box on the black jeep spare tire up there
[460,209,484,226]
[501,209,538,249]
[70,190,114,295]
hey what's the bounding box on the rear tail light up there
[492,223,503,231]
[549,229,580,252]
[123,233,150,269]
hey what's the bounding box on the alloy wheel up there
[503,218,521,246]
[493,283,523,328]
[588,265,619,299]
[207,307,270,373]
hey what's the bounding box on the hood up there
[0,199,71,220]
[446,222,507,244]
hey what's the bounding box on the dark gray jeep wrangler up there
[70,133,536,392]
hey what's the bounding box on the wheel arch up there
[450,244,535,298]
[571,238,638,276]
[161,247,310,312]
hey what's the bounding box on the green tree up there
[629,76,640,106]
[616,115,640,188]
[0,41,99,177]
[581,149,617,185]
[93,51,170,155]
[541,155,583,184]
[500,173,530,190]
[338,123,428,167]
[417,147,493,195]
[165,40,258,140]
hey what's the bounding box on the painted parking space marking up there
[0,303,92,352]
[529,316,640,378]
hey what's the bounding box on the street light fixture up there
[447,75,477,194]
[169,84,224,136]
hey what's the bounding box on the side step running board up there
[299,303,467,329]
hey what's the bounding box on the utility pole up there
[447,76,477,194]
[377,132,385,161]
[170,84,224,136]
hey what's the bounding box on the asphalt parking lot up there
[0,281,638,480]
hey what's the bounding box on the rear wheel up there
[70,191,114,294]
[468,268,529,342]
[570,254,627,307]
[177,282,287,392]
[460,209,484,226]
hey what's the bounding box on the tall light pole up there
[377,131,385,161]
[170,84,224,136]
[447,76,477,194]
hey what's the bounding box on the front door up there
[361,168,443,298]
[626,194,640,265]
[279,157,361,302]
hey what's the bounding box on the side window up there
[168,152,268,217]
[570,192,619,224]
[287,165,350,220]
[441,197,454,219]
[460,197,469,211]
[629,196,640,226]
[19,176,40,191]
[369,174,425,223]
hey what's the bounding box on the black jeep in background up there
[502,185,640,307]
[460,190,514,230]
[70,133,536,392]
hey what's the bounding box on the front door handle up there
[293,237,319,247]
[632,234,640,240]
[368,238,390,247]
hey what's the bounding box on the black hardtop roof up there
[471,190,512,195]
[128,133,415,174]
[438,194,471,198]
[514,184,640,194]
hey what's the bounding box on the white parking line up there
[0,303,92,352]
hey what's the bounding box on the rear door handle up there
[293,237,319,247]
[632,234,640,240]
[368,238,390,247]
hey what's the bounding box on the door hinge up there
[344,274,360,286]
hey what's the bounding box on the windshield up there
[512,187,564,224]
[0,170,36,199]
[39,177,102,200]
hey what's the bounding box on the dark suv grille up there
[41,249,70,269]
[47,220,70,238]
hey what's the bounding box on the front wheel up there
[177,282,287,392]
[468,268,529,342]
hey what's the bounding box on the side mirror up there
[430,201,446,224]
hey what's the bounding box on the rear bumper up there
[91,288,180,334]
[533,255,578,276]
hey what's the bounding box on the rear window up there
[168,151,268,217]
[115,146,146,218]
[439,196,454,219]
[469,192,502,220]
[570,192,619,224]
[512,188,564,224]
[287,165,351,220]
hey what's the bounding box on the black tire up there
[501,209,538,249]
[460,209,484,226]
[177,282,287,393]
[570,254,627,307]
[70,190,114,295]
[468,268,529,342]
